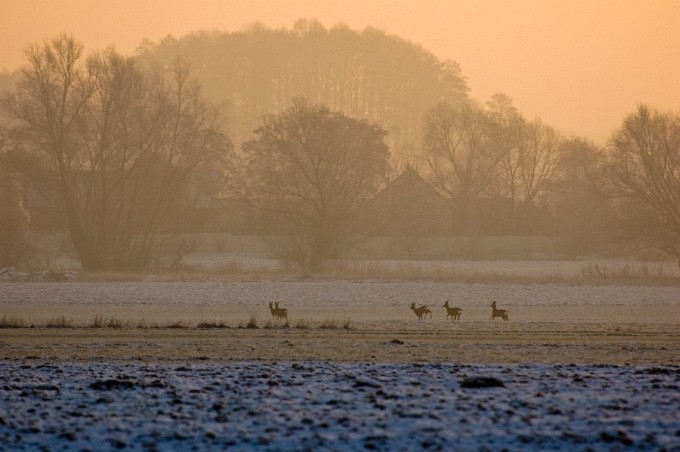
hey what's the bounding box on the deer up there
[490,300,509,321]
[410,302,432,320]
[268,302,279,320]
[274,301,288,321]
[442,300,462,320]
[268,301,288,321]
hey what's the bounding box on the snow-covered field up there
[1,279,678,449]
[1,361,678,450]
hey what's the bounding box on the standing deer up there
[274,301,288,321]
[490,300,509,321]
[410,302,432,320]
[443,300,462,320]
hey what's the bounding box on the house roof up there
[373,167,448,206]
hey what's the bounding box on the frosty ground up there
[1,361,679,450]
[1,278,679,449]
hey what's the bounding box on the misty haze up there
[0,3,679,450]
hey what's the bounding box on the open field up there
[1,278,678,449]
[1,279,678,364]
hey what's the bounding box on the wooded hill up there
[136,19,469,163]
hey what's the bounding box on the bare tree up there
[2,35,229,271]
[0,128,28,267]
[607,105,680,268]
[237,98,390,274]
[486,93,526,231]
[421,101,498,234]
[519,119,561,206]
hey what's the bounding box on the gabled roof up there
[368,167,452,236]
[373,166,448,206]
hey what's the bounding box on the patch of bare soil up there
[1,322,678,365]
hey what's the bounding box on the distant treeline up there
[1,25,678,273]
[136,19,468,162]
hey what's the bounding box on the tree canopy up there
[136,20,468,164]
[238,98,390,273]
[607,105,680,267]
[2,35,230,271]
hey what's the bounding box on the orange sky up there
[1,0,679,144]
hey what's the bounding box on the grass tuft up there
[197,321,228,329]
[107,317,124,328]
[45,316,74,328]
[166,320,190,329]
[580,262,676,284]
[91,315,105,328]
[245,316,258,329]
[0,315,26,328]
[264,319,290,329]
[319,320,338,330]
[91,315,125,328]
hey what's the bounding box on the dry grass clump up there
[107,317,124,328]
[91,315,125,328]
[197,321,229,329]
[77,266,296,282]
[318,319,352,330]
[239,316,258,329]
[322,261,548,284]
[0,315,26,328]
[45,316,74,328]
[580,262,679,284]
[295,318,309,329]
[319,320,338,330]
[263,319,290,329]
[166,320,190,329]
[91,315,105,328]
[60,258,680,285]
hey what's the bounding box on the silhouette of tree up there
[2,35,230,271]
[486,93,526,231]
[420,101,498,234]
[519,119,561,206]
[237,98,390,273]
[0,128,28,267]
[607,105,680,268]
